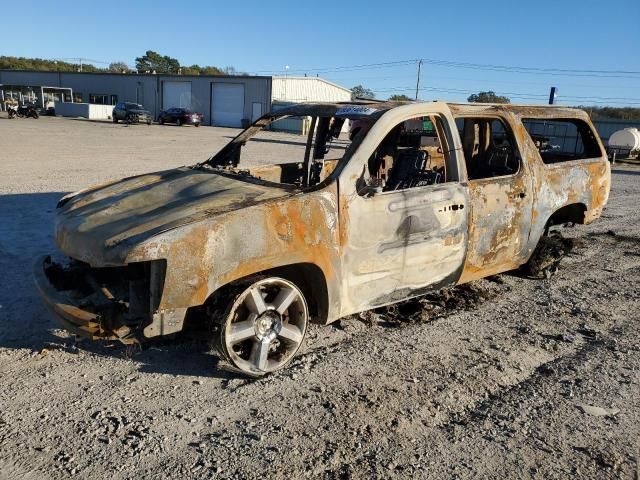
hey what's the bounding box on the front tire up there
[194,123,200,127]
[176,118,183,126]
[112,116,118,123]
[212,277,308,375]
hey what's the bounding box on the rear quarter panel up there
[512,110,611,257]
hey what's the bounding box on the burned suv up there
[35,101,610,375]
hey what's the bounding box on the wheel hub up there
[254,310,282,339]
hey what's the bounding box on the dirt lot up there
[1,116,639,479]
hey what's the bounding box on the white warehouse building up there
[271,76,351,103]
[270,76,352,133]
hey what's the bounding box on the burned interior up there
[203,104,380,188]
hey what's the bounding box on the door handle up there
[440,204,465,212]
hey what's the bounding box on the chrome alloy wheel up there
[220,277,308,374]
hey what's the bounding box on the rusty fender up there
[126,185,343,324]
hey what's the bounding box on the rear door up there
[454,114,534,282]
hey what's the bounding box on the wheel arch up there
[204,262,330,325]
[546,202,588,227]
[524,202,588,264]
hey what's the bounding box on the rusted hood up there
[54,167,293,265]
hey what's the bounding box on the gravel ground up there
[0,116,639,479]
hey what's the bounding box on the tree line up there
[0,51,244,76]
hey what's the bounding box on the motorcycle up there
[16,103,40,119]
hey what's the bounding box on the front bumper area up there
[183,116,202,125]
[35,256,103,338]
[127,113,152,123]
[34,256,163,344]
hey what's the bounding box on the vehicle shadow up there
[68,118,150,127]
[0,192,67,349]
[0,192,243,380]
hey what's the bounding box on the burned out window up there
[366,115,455,193]
[455,117,520,180]
[522,118,602,164]
[210,114,353,186]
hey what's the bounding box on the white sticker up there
[335,106,378,116]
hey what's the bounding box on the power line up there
[385,85,640,101]
[370,85,640,105]
[253,57,640,79]
[417,58,640,78]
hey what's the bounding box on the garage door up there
[212,83,245,127]
[163,81,191,109]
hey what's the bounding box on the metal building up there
[0,70,272,127]
[0,70,351,129]
[269,76,352,133]
[271,76,351,103]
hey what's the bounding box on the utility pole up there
[79,58,83,73]
[415,59,423,100]
[284,65,289,101]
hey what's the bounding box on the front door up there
[338,105,468,316]
[455,115,534,283]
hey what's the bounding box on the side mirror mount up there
[360,178,384,197]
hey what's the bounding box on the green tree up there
[108,61,129,73]
[135,50,180,74]
[0,54,235,77]
[180,64,202,75]
[351,85,375,100]
[200,65,224,75]
[580,106,640,121]
[389,94,412,101]
[467,91,510,104]
[0,56,104,72]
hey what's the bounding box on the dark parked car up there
[112,102,152,125]
[158,107,203,127]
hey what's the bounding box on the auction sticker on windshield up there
[335,106,378,116]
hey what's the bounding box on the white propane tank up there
[608,128,640,152]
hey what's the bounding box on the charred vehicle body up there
[35,101,610,375]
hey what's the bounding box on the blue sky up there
[2,0,639,105]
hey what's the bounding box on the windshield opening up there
[205,107,381,188]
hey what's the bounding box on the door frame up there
[336,102,468,316]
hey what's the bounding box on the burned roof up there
[268,100,591,121]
